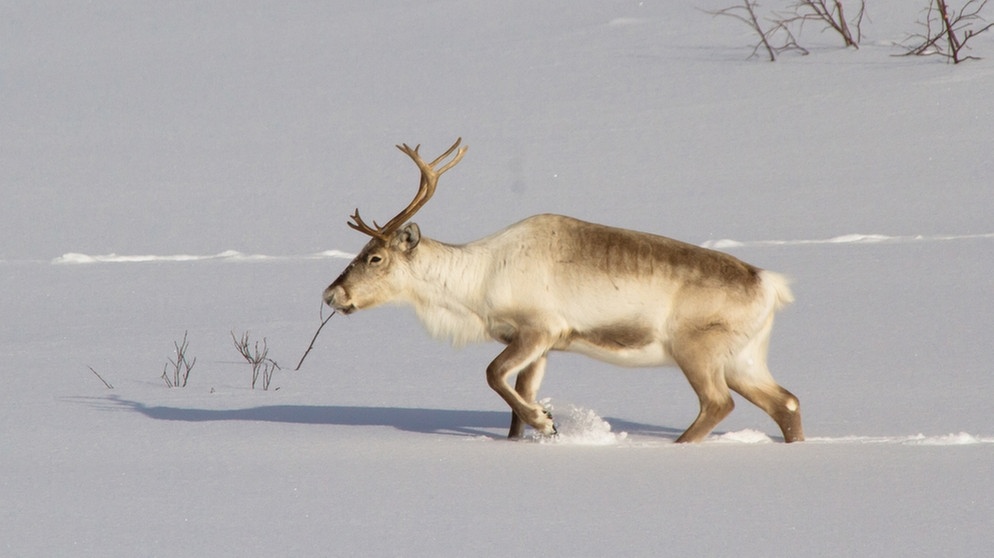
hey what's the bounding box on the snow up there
[51,250,352,265]
[3,1,994,556]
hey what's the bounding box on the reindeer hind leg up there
[726,347,804,443]
[673,348,735,443]
[728,377,804,443]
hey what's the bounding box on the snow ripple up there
[702,232,994,250]
[40,232,994,265]
[706,431,994,445]
[808,433,994,446]
[712,429,774,444]
[52,250,355,265]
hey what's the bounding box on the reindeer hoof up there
[539,409,558,437]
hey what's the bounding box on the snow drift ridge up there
[46,232,993,265]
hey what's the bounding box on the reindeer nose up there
[322,285,338,306]
[323,284,353,312]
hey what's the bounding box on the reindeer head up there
[323,138,467,314]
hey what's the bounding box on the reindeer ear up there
[391,222,421,252]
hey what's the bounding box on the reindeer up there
[324,139,804,443]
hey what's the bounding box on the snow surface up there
[3,1,994,556]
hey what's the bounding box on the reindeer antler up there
[348,138,467,240]
[346,209,389,241]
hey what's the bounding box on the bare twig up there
[781,1,865,48]
[87,366,114,389]
[708,1,809,61]
[295,310,336,371]
[900,0,993,63]
[162,331,196,388]
[232,331,281,390]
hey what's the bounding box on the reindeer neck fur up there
[401,236,491,346]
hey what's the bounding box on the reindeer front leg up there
[507,356,548,439]
[486,331,556,438]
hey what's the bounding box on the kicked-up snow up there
[529,400,629,446]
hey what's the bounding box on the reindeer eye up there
[368,255,383,264]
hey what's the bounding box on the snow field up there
[3,1,994,556]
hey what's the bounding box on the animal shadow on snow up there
[74,395,683,440]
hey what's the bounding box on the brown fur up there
[549,215,761,288]
[568,323,656,351]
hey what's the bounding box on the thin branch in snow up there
[295,309,336,371]
[87,366,114,389]
[707,1,809,61]
[899,0,993,63]
[232,331,281,390]
[780,1,865,48]
[161,331,196,388]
